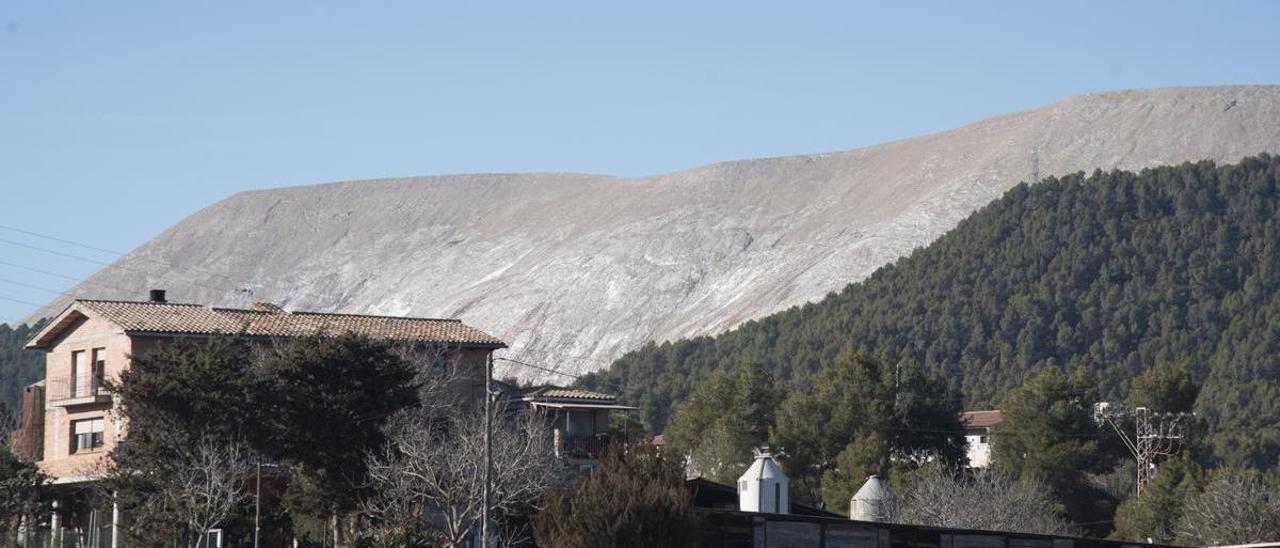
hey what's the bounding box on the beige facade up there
[37,314,130,481]
[22,297,505,484]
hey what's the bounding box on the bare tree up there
[107,437,250,546]
[1176,468,1280,545]
[364,359,561,548]
[165,439,251,547]
[365,403,559,547]
[0,402,15,441]
[897,467,1080,536]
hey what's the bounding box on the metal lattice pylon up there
[1097,404,1193,496]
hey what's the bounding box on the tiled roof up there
[28,299,505,348]
[539,388,616,401]
[518,386,618,402]
[960,409,1003,429]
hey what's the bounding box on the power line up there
[0,314,28,325]
[0,276,79,298]
[0,237,113,267]
[0,293,45,308]
[0,261,190,307]
[882,425,1109,439]
[0,259,86,283]
[0,247,245,316]
[494,357,580,379]
[0,225,350,307]
[0,255,268,315]
[0,223,124,256]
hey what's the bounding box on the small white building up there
[960,409,1002,468]
[737,448,790,514]
[850,475,896,522]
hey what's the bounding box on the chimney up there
[737,447,790,514]
[850,475,896,522]
[148,289,167,303]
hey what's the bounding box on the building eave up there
[24,302,98,350]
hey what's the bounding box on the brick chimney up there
[9,382,45,462]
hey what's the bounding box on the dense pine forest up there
[581,154,1280,468]
[0,322,43,413]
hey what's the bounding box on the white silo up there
[850,475,896,522]
[737,448,790,514]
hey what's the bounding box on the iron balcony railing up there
[45,375,111,407]
[558,433,610,460]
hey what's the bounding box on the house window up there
[566,410,595,436]
[71,350,89,398]
[979,435,989,444]
[91,347,106,386]
[71,418,105,453]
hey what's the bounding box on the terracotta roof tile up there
[539,388,616,401]
[34,299,505,347]
[517,386,618,402]
[960,409,1003,429]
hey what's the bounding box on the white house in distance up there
[960,409,1003,468]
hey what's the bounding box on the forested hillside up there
[0,322,44,412]
[581,154,1280,467]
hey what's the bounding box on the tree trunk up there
[192,522,208,548]
[332,512,349,548]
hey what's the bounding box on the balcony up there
[46,375,111,407]
[557,433,610,460]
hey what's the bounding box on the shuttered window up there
[71,418,105,453]
[72,350,89,398]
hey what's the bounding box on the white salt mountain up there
[34,86,1280,377]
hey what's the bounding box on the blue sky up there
[1,1,1279,323]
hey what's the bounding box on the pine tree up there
[663,358,782,484]
[770,350,963,509]
[1109,455,1202,543]
[991,367,1121,530]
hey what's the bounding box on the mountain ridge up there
[28,85,1280,376]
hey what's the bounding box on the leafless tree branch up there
[898,467,1080,536]
[362,352,561,547]
[1176,468,1280,545]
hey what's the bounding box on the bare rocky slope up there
[34,86,1280,377]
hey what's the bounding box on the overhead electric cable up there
[0,225,350,305]
[494,356,581,379]
[0,237,113,267]
[0,223,124,255]
[0,294,45,308]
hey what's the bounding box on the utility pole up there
[481,352,493,548]
[254,459,262,548]
[1098,404,1193,496]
